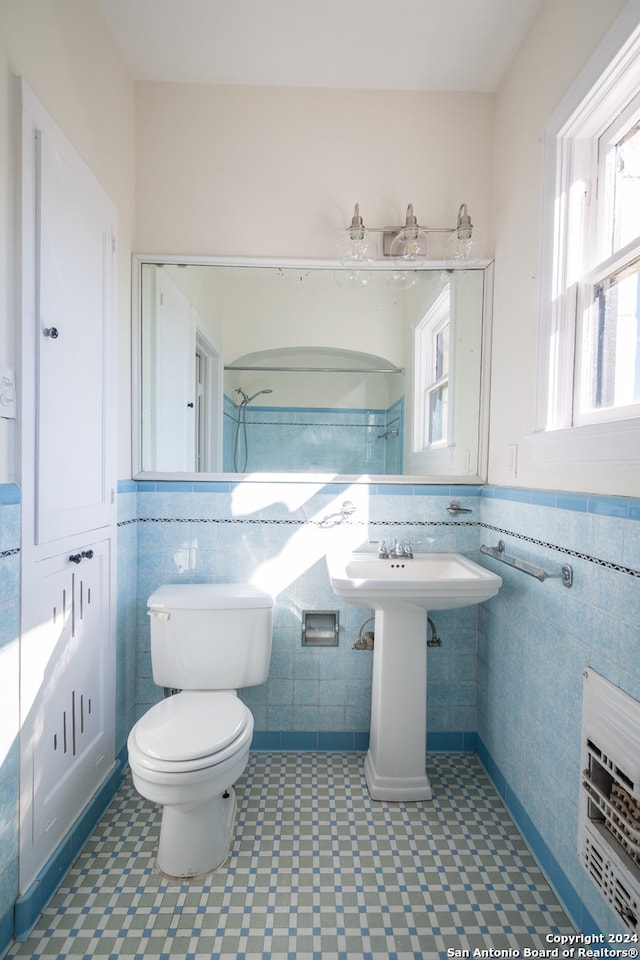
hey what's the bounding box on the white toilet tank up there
[147,583,273,690]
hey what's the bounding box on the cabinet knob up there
[43,327,59,339]
[69,550,93,564]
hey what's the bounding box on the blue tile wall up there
[129,481,481,742]
[117,479,639,935]
[0,485,21,952]
[477,485,640,934]
[222,397,403,474]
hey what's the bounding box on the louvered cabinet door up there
[20,540,114,884]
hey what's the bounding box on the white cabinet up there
[35,122,116,543]
[18,83,118,890]
[19,540,114,883]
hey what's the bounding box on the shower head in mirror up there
[235,387,273,406]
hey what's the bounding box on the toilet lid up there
[135,692,250,762]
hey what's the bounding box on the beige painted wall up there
[0,0,134,482]
[134,82,495,260]
[490,0,632,494]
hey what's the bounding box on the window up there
[536,5,640,460]
[413,284,451,452]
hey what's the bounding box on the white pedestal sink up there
[328,552,502,802]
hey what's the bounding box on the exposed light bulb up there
[337,203,375,265]
[445,203,479,261]
[389,204,428,266]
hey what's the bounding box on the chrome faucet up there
[389,538,416,559]
[369,537,418,559]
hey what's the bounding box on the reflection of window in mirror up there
[413,285,451,452]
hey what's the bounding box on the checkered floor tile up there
[7,753,575,959]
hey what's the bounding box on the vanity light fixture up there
[338,202,475,267]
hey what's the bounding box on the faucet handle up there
[369,539,389,558]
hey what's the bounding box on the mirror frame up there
[131,255,493,484]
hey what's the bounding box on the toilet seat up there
[129,691,253,775]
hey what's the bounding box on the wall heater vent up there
[579,669,640,931]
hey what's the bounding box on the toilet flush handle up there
[147,608,171,621]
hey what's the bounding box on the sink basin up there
[328,551,502,610]
[327,550,502,802]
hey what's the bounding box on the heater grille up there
[579,669,640,931]
[582,828,639,928]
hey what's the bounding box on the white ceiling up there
[97,0,542,93]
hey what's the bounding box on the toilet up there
[127,583,273,879]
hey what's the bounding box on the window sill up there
[527,418,640,465]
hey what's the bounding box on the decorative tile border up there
[117,479,640,580]
[116,511,639,578]
[479,521,640,580]
[121,516,472,528]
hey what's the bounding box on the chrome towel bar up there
[480,540,573,588]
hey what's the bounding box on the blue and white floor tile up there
[6,752,574,959]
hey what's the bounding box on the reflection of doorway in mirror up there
[195,332,222,472]
[151,269,196,471]
[145,267,222,472]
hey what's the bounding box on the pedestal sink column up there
[364,604,432,802]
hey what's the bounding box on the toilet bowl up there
[128,691,253,877]
[127,584,273,879]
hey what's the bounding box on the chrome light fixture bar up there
[338,202,475,266]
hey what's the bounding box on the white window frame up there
[532,0,640,465]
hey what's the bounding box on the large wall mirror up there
[133,258,492,482]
